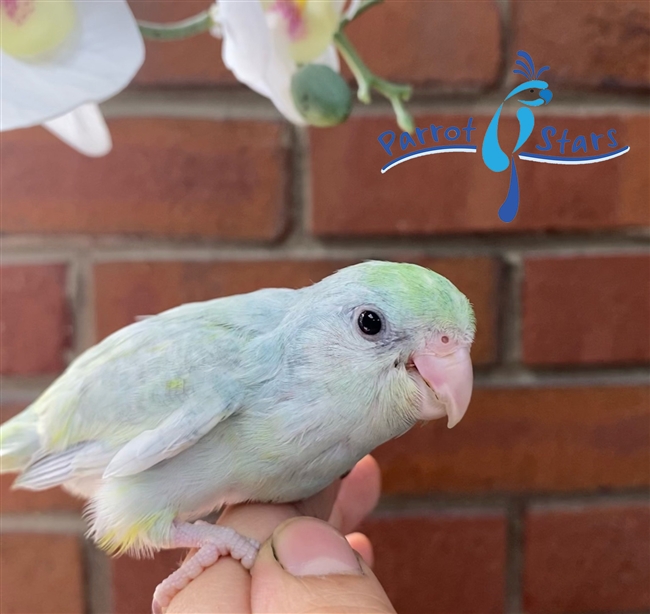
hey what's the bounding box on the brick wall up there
[1,2,648,613]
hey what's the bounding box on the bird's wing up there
[7,287,298,483]
[102,390,236,478]
[13,384,240,490]
[514,107,535,153]
[482,103,510,172]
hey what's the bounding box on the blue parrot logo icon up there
[482,51,553,222]
[377,49,629,222]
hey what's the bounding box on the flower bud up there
[291,64,352,128]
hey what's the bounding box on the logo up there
[377,51,631,223]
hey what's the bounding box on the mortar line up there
[84,541,114,614]
[0,513,86,533]
[505,497,525,614]
[281,124,309,245]
[65,256,80,358]
[103,88,650,118]
[494,254,511,367]
[501,0,519,93]
[101,89,282,121]
[375,489,650,514]
[527,492,650,511]
[373,501,508,516]
[77,249,98,352]
[501,251,524,367]
[1,236,648,262]
[288,125,312,244]
[66,253,87,362]
[471,366,650,388]
[494,0,512,94]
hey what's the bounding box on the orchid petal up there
[219,0,275,99]
[264,13,307,124]
[219,0,305,124]
[43,103,111,157]
[1,0,144,131]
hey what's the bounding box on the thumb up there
[250,517,396,614]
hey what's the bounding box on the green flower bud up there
[291,64,352,128]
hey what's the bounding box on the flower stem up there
[138,10,213,41]
[333,30,414,133]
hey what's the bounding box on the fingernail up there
[272,518,362,577]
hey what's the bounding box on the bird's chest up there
[249,437,365,503]
[235,398,381,502]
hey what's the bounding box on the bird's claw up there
[151,522,260,613]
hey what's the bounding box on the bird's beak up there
[540,89,553,104]
[411,346,473,428]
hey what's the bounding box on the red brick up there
[309,113,649,235]
[523,254,650,365]
[0,533,85,614]
[0,119,288,240]
[524,503,650,613]
[513,1,650,89]
[93,258,498,365]
[0,405,81,512]
[112,550,182,614]
[129,0,236,86]
[0,265,70,375]
[344,0,501,87]
[362,511,506,614]
[375,386,650,494]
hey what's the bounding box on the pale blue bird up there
[0,261,475,614]
[482,51,553,222]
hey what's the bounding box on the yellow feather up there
[97,511,172,556]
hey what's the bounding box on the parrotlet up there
[0,261,475,613]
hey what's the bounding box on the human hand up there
[167,455,397,613]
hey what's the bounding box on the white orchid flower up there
[215,0,359,125]
[1,0,145,156]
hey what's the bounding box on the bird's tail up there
[498,156,520,223]
[0,408,40,473]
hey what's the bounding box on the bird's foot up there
[151,520,260,614]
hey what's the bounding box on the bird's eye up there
[529,89,535,93]
[358,311,382,335]
[441,335,450,344]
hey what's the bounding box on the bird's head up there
[507,50,553,107]
[289,261,475,431]
[506,80,553,107]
